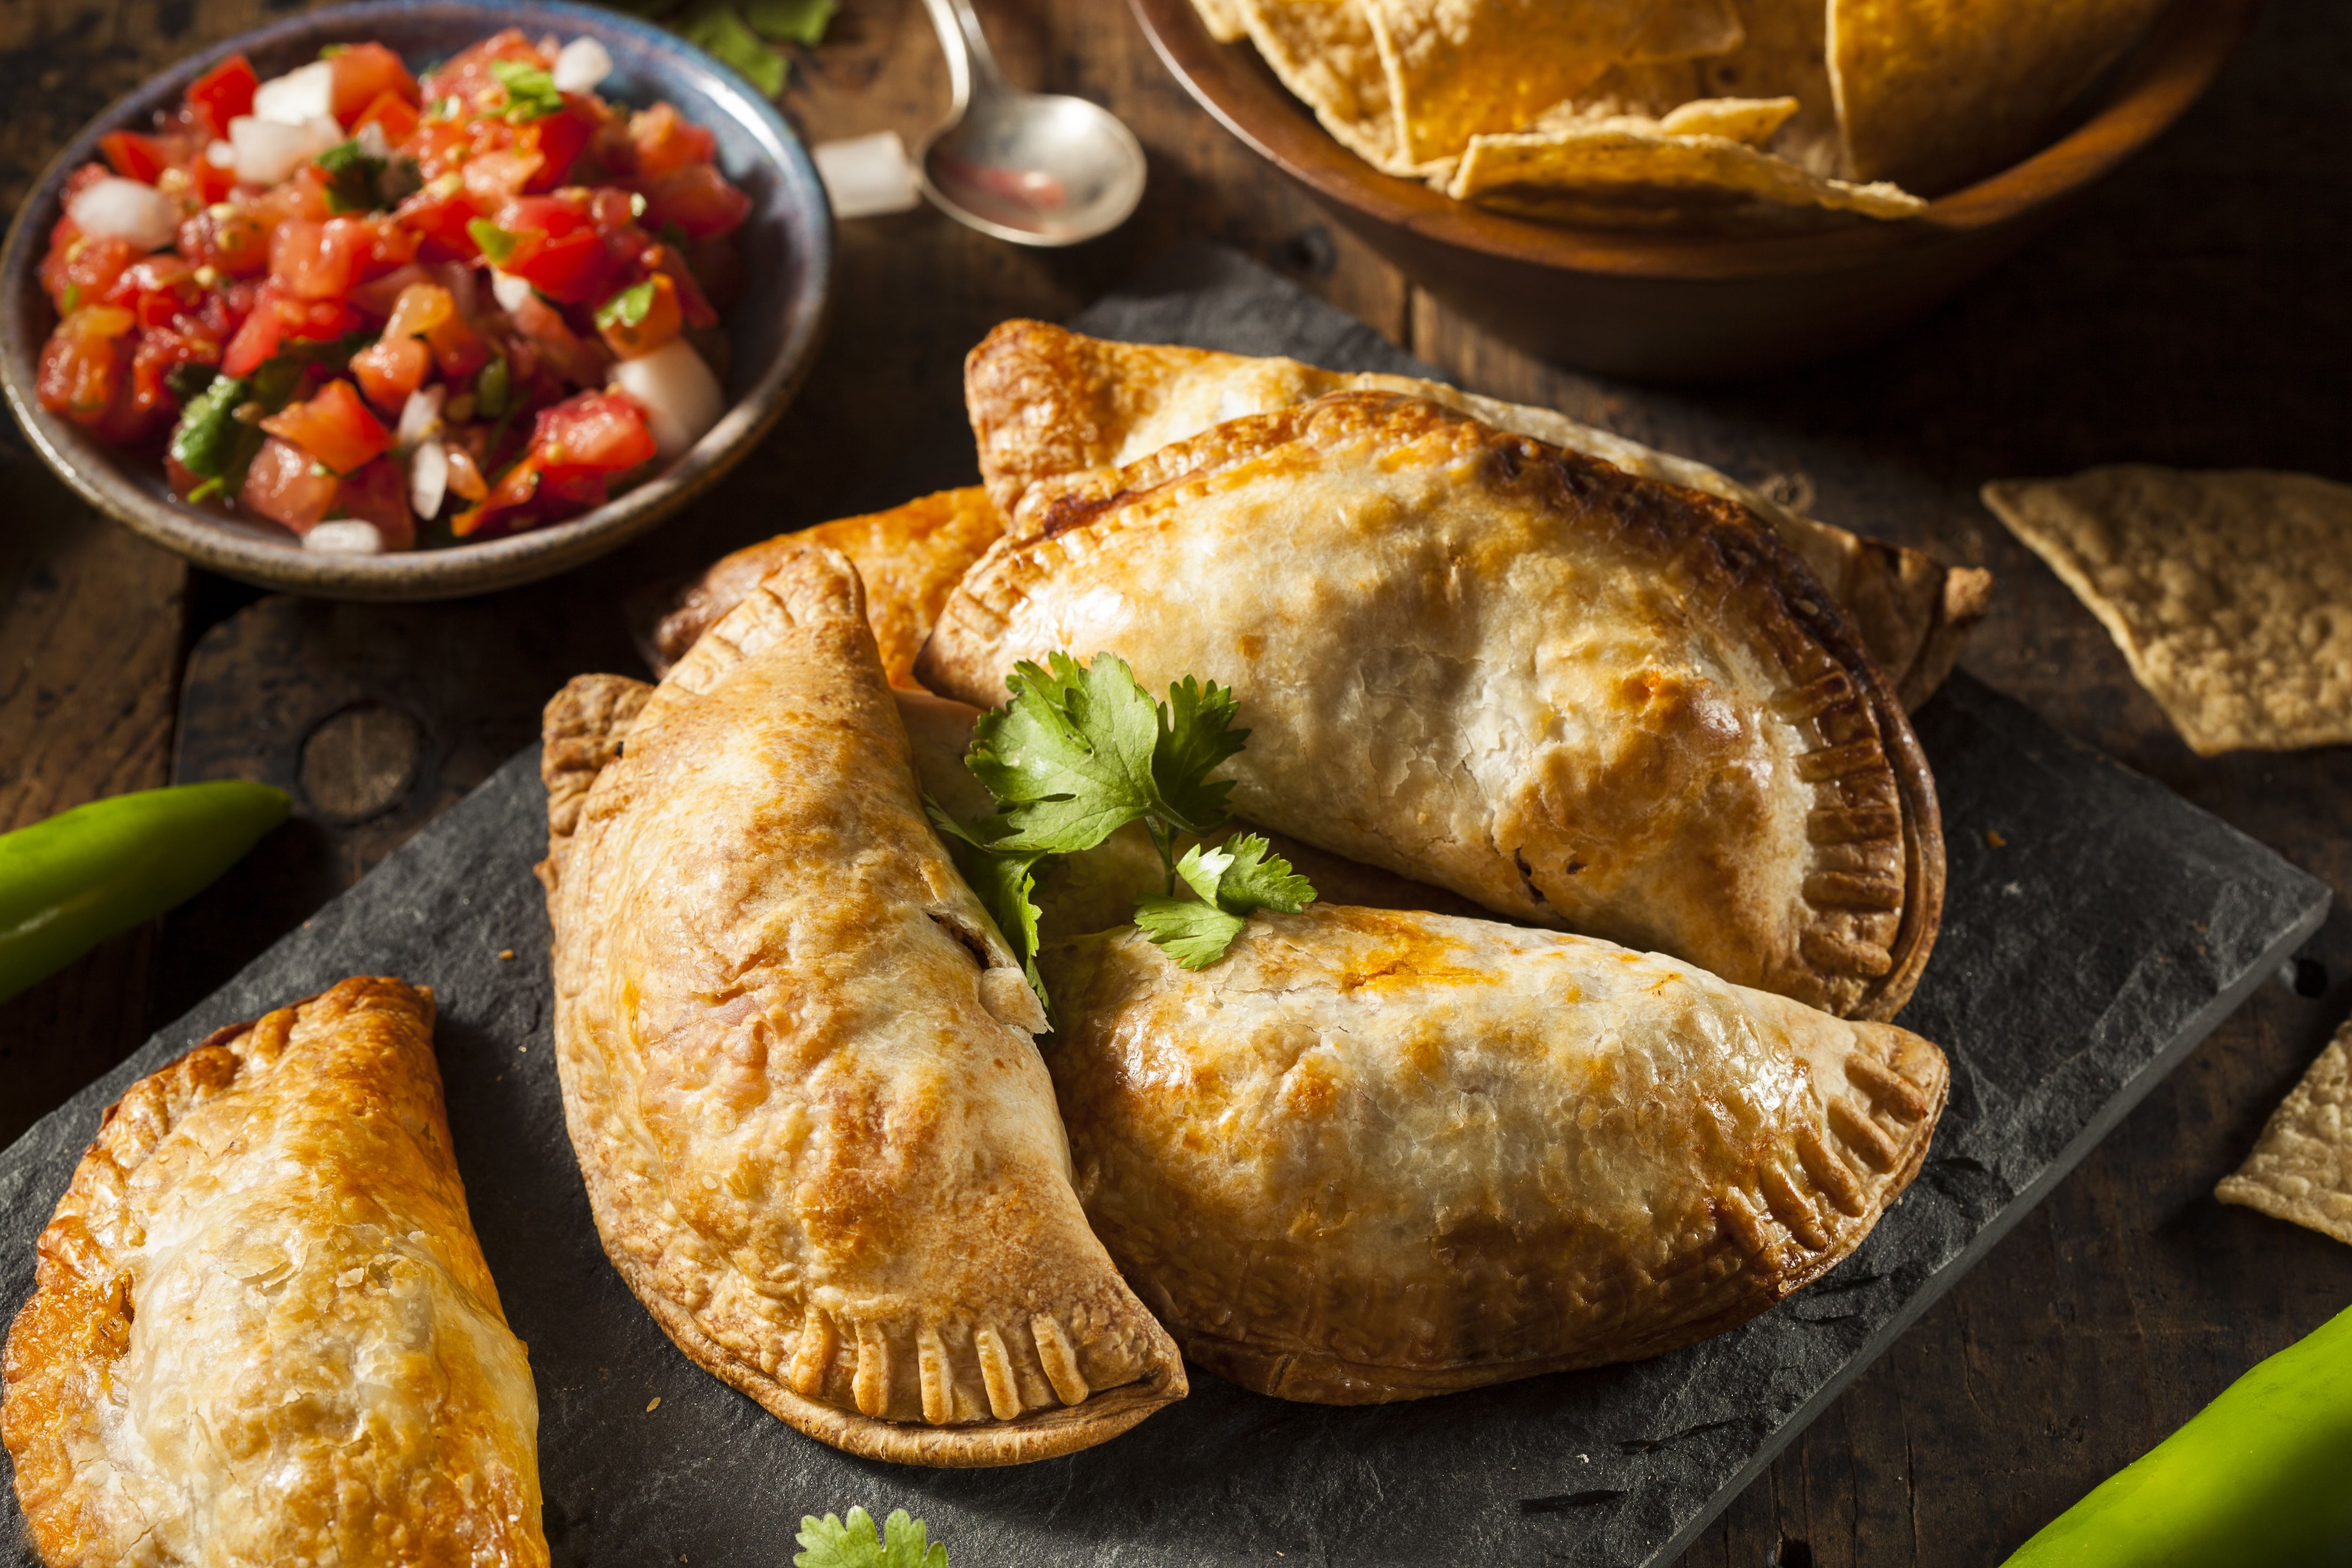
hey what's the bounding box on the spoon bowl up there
[916,0,1145,246]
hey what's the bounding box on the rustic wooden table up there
[5,1,2348,1562]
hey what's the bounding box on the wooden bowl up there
[0,0,833,600]
[1129,0,2259,381]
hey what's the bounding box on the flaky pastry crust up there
[920,391,1944,1019]
[1,978,546,1567]
[964,320,1991,709]
[1045,907,1948,1402]
[539,547,1185,1467]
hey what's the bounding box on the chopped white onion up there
[66,176,181,252]
[304,521,385,555]
[811,132,921,220]
[230,114,343,186]
[609,340,724,461]
[353,121,393,162]
[408,440,449,520]
[552,37,613,94]
[488,269,535,313]
[252,60,336,126]
[396,384,446,453]
[204,139,237,168]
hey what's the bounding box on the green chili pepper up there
[2002,1301,2352,1567]
[0,782,289,1005]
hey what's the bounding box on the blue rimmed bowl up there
[0,0,833,600]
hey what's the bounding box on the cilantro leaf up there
[490,58,564,121]
[967,653,1162,854]
[794,1507,948,1568]
[1211,833,1315,915]
[679,0,787,96]
[1133,894,1247,971]
[1152,675,1246,832]
[168,373,250,482]
[927,804,1048,1015]
[745,0,837,44]
[316,138,387,213]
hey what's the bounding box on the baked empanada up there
[539,547,1186,1466]
[920,391,1944,1019]
[1044,906,1948,1403]
[964,320,1991,708]
[649,486,1006,680]
[2,978,547,1567]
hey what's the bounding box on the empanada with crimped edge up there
[963,319,1990,710]
[538,546,1185,1467]
[919,390,1943,1020]
[2,978,548,1567]
[1043,906,1947,1403]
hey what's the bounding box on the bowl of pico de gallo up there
[0,0,832,599]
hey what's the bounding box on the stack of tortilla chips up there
[1194,0,2171,228]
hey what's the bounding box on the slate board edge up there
[1637,881,2331,1568]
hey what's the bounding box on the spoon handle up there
[920,0,1007,110]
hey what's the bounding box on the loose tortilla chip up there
[2218,1020,2352,1249]
[1828,0,2169,192]
[964,320,1991,709]
[1660,95,1799,144]
[1447,121,1926,220]
[1192,0,1250,43]
[1238,0,1413,172]
[1982,468,2352,755]
[1362,0,1728,167]
[648,487,1006,682]
[1699,0,1841,174]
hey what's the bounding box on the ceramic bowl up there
[1129,0,2258,382]
[0,0,832,600]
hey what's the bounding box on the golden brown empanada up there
[650,486,1007,681]
[1044,906,1947,1403]
[963,320,1991,708]
[920,391,1943,1019]
[539,547,1186,1467]
[2,978,547,1568]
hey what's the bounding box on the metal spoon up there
[914,0,1146,246]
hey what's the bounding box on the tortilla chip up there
[1660,95,1799,144]
[1828,0,2169,192]
[1238,0,1413,172]
[1191,0,1250,43]
[1362,0,1722,167]
[648,487,1006,683]
[1982,468,2352,755]
[1698,0,1841,174]
[1624,0,1744,64]
[1447,122,1926,220]
[2217,1020,2352,1249]
[964,320,1991,709]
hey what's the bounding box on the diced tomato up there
[98,131,171,184]
[425,310,492,378]
[352,88,421,145]
[452,454,538,536]
[628,103,716,180]
[335,456,416,548]
[532,390,656,472]
[220,294,282,376]
[637,163,749,241]
[193,156,238,205]
[350,335,431,413]
[36,306,136,423]
[188,54,259,140]
[270,216,374,301]
[596,272,681,360]
[518,101,599,191]
[177,204,271,277]
[278,292,358,344]
[330,43,419,127]
[261,378,391,474]
[503,224,608,302]
[462,148,545,210]
[356,216,421,279]
[129,327,221,416]
[393,183,484,261]
[41,232,142,316]
[381,280,457,341]
[421,29,546,116]
[105,254,197,322]
[251,169,334,229]
[640,243,720,329]
[510,291,610,386]
[238,435,339,532]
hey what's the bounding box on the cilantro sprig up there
[930,652,1314,1006]
[608,0,836,98]
[489,58,565,121]
[794,1507,946,1568]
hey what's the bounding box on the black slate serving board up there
[0,253,2330,1568]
